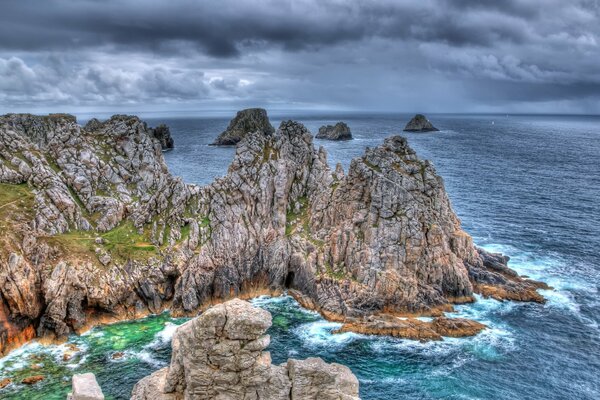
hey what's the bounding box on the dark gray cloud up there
[1,0,599,113]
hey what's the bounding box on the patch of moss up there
[363,160,382,173]
[0,183,35,235]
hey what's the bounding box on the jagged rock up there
[151,124,174,150]
[211,108,275,145]
[0,377,12,388]
[403,114,439,132]
[67,373,105,400]
[316,122,352,140]
[131,299,360,400]
[0,113,547,354]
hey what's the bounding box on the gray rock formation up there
[67,373,105,400]
[316,122,352,140]
[131,299,360,400]
[403,114,439,132]
[211,108,275,145]
[0,113,546,354]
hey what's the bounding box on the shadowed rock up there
[403,114,439,132]
[151,124,174,150]
[211,108,275,145]
[316,122,352,140]
[131,299,360,400]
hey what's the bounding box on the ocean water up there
[1,113,599,399]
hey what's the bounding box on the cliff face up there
[131,299,360,400]
[0,113,545,354]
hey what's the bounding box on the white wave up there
[294,320,360,348]
[135,350,166,368]
[0,342,44,371]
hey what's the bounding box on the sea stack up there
[131,299,360,400]
[316,122,353,140]
[403,114,439,132]
[151,124,174,150]
[211,108,275,145]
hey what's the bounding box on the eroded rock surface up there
[0,113,546,354]
[403,114,439,132]
[316,122,352,140]
[131,299,360,400]
[211,108,275,145]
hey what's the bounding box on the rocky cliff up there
[316,122,352,140]
[0,113,546,354]
[131,299,360,400]
[211,108,275,145]
[403,114,439,132]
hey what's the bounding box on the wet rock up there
[131,299,360,400]
[403,114,439,132]
[211,108,275,145]
[111,351,125,359]
[22,375,44,384]
[68,372,105,400]
[0,377,12,389]
[316,122,352,140]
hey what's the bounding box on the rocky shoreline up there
[0,113,548,356]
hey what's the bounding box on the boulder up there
[131,299,360,400]
[316,122,352,140]
[211,108,275,145]
[67,373,105,400]
[403,114,439,132]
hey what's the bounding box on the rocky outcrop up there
[403,114,439,132]
[131,299,360,400]
[211,108,275,145]
[316,122,352,140]
[0,113,546,354]
[151,124,174,150]
[67,373,105,400]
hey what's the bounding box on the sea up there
[1,113,598,399]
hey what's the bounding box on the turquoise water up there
[2,114,599,399]
[0,295,527,399]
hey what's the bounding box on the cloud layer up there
[1,0,599,113]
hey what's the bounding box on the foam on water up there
[294,320,361,348]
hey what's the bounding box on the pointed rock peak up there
[404,114,439,132]
[212,107,275,145]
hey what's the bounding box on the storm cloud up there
[1,0,599,113]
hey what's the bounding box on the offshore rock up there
[131,299,360,400]
[403,114,439,132]
[316,122,352,140]
[211,108,275,145]
[0,113,547,354]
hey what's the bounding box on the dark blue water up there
[1,113,598,399]
[156,113,600,399]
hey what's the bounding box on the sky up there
[1,0,599,115]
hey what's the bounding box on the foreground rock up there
[0,113,547,354]
[67,373,105,400]
[403,114,439,132]
[131,299,360,400]
[211,108,275,145]
[316,122,352,140]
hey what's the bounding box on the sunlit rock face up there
[131,299,360,400]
